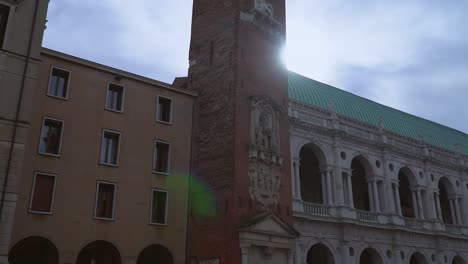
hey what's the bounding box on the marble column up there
[241,247,249,264]
[450,199,457,224]
[435,193,443,221]
[293,160,302,200]
[326,170,333,205]
[455,198,462,225]
[395,184,402,215]
[368,182,375,211]
[417,190,424,220]
[321,172,327,204]
[373,180,380,213]
[412,191,419,219]
[347,174,354,209]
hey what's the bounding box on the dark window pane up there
[39,119,63,155]
[30,174,55,213]
[48,68,69,98]
[96,183,115,219]
[154,142,169,173]
[0,4,9,47]
[151,190,167,224]
[100,131,120,165]
[157,97,172,122]
[106,84,124,111]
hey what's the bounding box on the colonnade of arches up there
[8,236,174,264]
[304,242,467,264]
[293,143,464,225]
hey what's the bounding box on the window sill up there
[156,119,173,125]
[46,94,69,101]
[153,171,171,176]
[99,162,119,168]
[105,107,124,114]
[149,222,168,226]
[29,210,53,215]
[38,152,61,158]
[94,216,115,221]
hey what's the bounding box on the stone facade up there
[0,1,48,263]
[289,100,468,264]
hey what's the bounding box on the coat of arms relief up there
[248,97,283,209]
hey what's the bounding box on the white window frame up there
[155,95,173,124]
[28,172,57,215]
[105,82,125,113]
[46,66,72,100]
[0,2,14,50]
[37,117,65,157]
[150,188,169,225]
[99,129,122,167]
[153,140,171,175]
[94,181,117,221]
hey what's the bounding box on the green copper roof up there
[288,71,468,155]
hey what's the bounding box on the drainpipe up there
[0,0,40,221]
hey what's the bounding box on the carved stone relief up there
[248,97,282,208]
[255,0,274,18]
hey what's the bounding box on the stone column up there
[321,172,327,204]
[347,174,354,209]
[373,180,380,213]
[455,198,462,225]
[450,199,457,224]
[326,170,333,205]
[241,246,249,264]
[417,190,424,220]
[368,182,375,211]
[412,191,419,219]
[394,184,402,215]
[435,192,443,221]
[293,159,302,200]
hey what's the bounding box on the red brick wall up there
[188,0,291,263]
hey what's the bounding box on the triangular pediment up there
[238,212,298,238]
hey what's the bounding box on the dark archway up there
[306,243,334,264]
[439,177,454,224]
[410,252,428,264]
[9,236,59,264]
[76,241,121,264]
[137,244,174,264]
[352,156,372,211]
[399,168,416,218]
[359,248,383,264]
[299,144,326,204]
[453,256,467,264]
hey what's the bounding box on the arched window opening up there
[453,256,466,264]
[359,248,383,264]
[410,252,428,264]
[398,169,415,218]
[351,157,370,211]
[137,244,173,264]
[438,179,454,225]
[299,144,325,204]
[306,243,334,264]
[9,236,59,264]
[76,241,121,264]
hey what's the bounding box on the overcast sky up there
[43,0,468,133]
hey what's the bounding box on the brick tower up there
[187,0,297,263]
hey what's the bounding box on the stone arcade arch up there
[351,155,373,211]
[306,243,334,264]
[9,236,59,264]
[137,244,174,264]
[453,256,467,264]
[438,177,456,224]
[299,143,328,204]
[76,240,121,264]
[410,252,428,264]
[398,167,417,218]
[359,248,383,264]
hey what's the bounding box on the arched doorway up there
[398,168,416,218]
[438,177,455,224]
[410,252,428,264]
[351,156,372,211]
[9,236,59,264]
[306,243,334,264]
[76,241,121,264]
[453,256,467,264]
[299,144,327,204]
[359,248,383,264]
[137,244,174,264]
